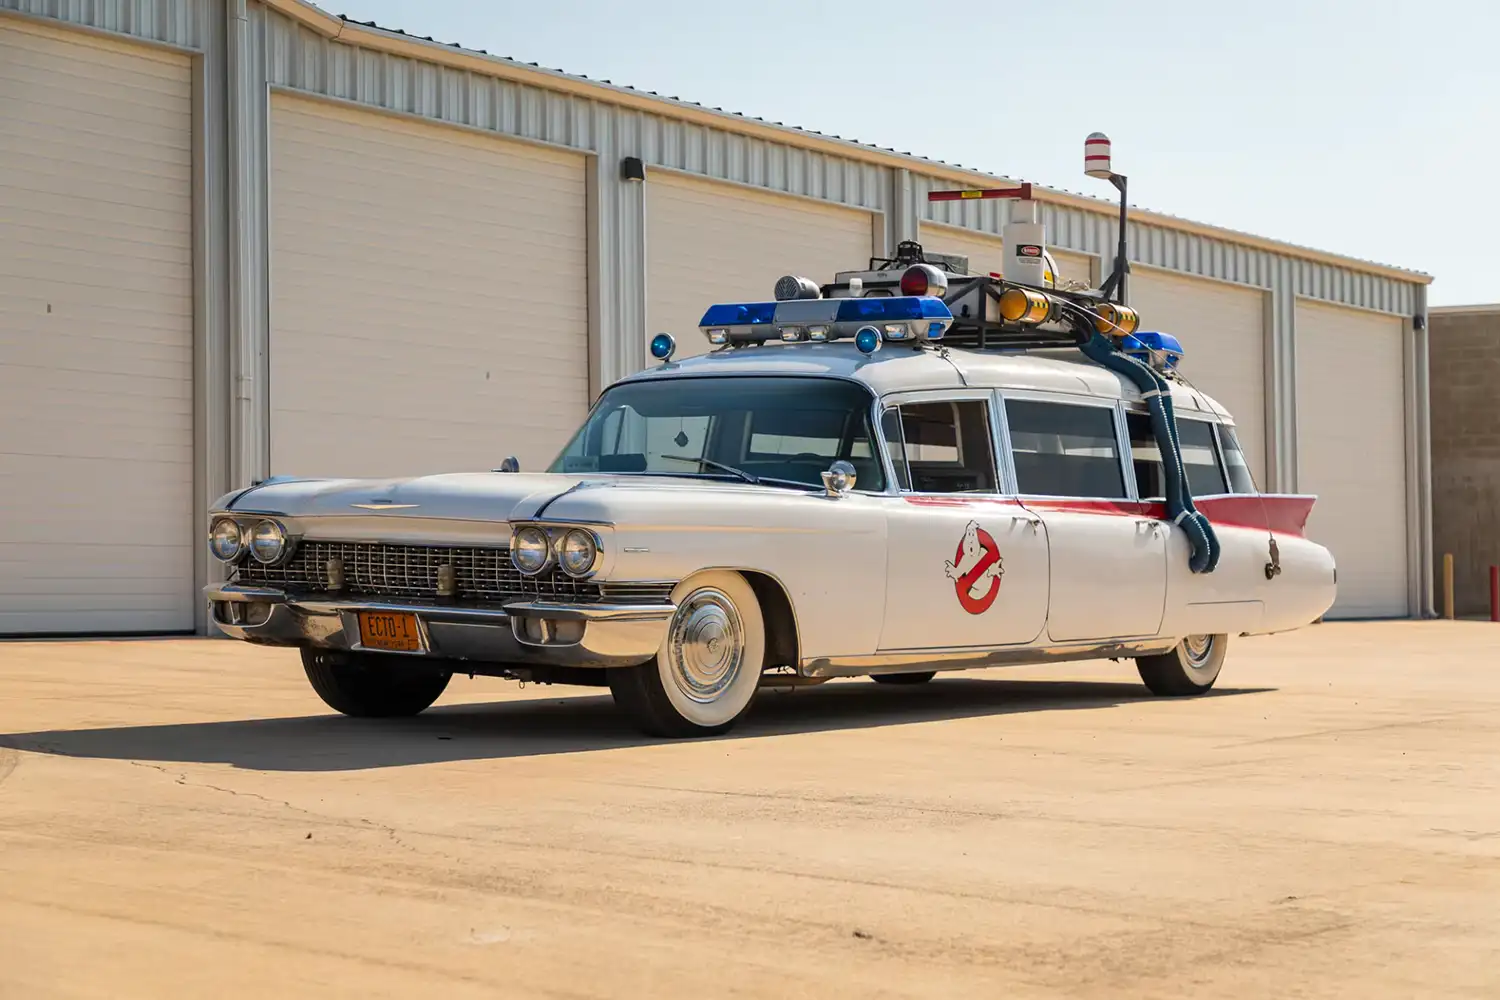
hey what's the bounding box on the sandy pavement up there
[0,621,1496,998]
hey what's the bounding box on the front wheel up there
[608,571,765,738]
[1135,634,1226,696]
[301,648,452,717]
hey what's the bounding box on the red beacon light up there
[899,263,947,298]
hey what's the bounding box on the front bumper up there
[206,585,674,669]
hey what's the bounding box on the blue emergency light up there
[697,295,953,349]
[1120,331,1184,371]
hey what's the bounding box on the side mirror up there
[495,456,520,473]
[821,460,857,498]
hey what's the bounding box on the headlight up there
[558,528,599,578]
[247,519,287,564]
[209,518,243,562]
[511,525,551,575]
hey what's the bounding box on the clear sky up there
[330,0,1497,306]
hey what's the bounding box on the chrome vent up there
[233,542,670,605]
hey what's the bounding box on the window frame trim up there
[996,388,1137,503]
[876,388,1005,499]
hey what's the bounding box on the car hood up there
[216,471,762,522]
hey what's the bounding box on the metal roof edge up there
[265,0,1433,287]
[1429,303,1500,316]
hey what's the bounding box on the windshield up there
[549,376,886,491]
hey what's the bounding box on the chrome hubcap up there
[667,588,744,704]
[1183,634,1214,668]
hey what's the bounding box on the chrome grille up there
[234,541,618,604]
[599,582,677,604]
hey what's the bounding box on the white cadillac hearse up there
[205,140,1335,737]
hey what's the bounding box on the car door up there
[999,391,1168,642]
[876,390,1050,652]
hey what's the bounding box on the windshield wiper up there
[656,458,824,493]
[660,455,760,485]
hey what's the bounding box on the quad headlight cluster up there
[510,524,600,579]
[208,515,293,565]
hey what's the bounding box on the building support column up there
[1267,266,1299,494]
[587,111,648,393]
[888,167,914,253]
[227,0,270,484]
[191,0,232,633]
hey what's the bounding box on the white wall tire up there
[608,571,765,738]
[1135,634,1227,696]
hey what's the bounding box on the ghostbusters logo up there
[944,520,1003,615]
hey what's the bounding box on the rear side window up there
[1218,425,1257,493]
[882,399,998,493]
[1006,399,1125,498]
[1126,413,1228,498]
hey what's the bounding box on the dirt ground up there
[0,622,1496,999]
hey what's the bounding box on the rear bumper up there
[205,585,673,668]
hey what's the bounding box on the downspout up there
[1415,286,1435,617]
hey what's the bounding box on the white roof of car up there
[618,343,1235,423]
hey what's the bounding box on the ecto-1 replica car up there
[205,136,1336,737]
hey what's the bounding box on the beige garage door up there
[647,174,876,361]
[1295,300,1409,618]
[1128,268,1268,486]
[0,20,194,634]
[269,96,589,478]
[917,223,1095,288]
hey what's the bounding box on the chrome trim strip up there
[502,601,677,623]
[801,637,1178,677]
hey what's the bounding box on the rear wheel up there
[301,648,452,717]
[608,571,764,738]
[871,671,937,685]
[1135,634,1226,696]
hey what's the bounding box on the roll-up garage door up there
[269,96,589,478]
[0,20,194,634]
[917,223,1096,288]
[647,174,876,361]
[918,223,1005,279]
[1128,268,1268,486]
[1295,299,1409,618]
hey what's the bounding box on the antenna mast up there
[1085,132,1130,306]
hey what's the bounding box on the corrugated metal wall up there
[0,0,1436,620]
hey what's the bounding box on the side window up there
[1006,399,1125,498]
[1218,425,1257,494]
[883,400,997,493]
[1126,413,1228,498]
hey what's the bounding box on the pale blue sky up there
[331,0,1497,306]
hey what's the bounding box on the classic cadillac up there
[205,244,1337,738]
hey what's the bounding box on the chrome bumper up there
[205,585,673,669]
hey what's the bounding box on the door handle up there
[1011,513,1041,529]
[1135,518,1163,534]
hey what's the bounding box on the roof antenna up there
[1085,132,1130,306]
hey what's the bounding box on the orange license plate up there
[357,611,422,652]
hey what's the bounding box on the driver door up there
[876,390,1050,653]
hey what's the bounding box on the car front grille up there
[232,541,674,606]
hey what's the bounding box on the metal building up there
[0,0,1435,636]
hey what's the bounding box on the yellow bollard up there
[1443,552,1455,620]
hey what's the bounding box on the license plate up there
[357,611,422,652]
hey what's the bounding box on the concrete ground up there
[0,622,1496,999]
